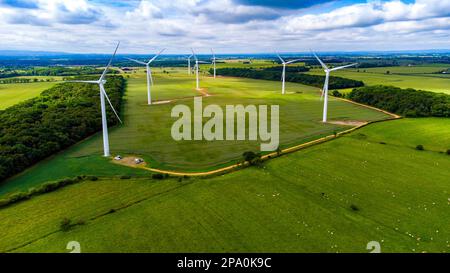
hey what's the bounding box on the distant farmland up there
[307,65,450,94]
[0,80,59,110]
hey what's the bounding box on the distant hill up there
[0,50,72,57]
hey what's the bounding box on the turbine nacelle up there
[276,52,302,95]
[126,48,165,66]
[126,48,165,104]
[311,50,358,123]
[210,48,224,62]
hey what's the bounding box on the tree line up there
[0,76,125,182]
[212,67,364,89]
[0,67,116,79]
[0,78,56,84]
[262,66,310,72]
[347,85,450,117]
[118,60,188,68]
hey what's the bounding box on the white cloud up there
[284,0,450,32]
[2,0,103,25]
[373,17,450,34]
[125,1,163,19]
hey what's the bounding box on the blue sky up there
[0,0,448,54]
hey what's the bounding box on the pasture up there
[0,80,60,109]
[0,67,390,196]
[308,65,450,94]
[1,118,448,253]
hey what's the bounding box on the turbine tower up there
[126,48,165,105]
[191,48,210,90]
[312,52,357,123]
[187,53,193,75]
[68,42,122,157]
[211,48,217,79]
[277,53,302,95]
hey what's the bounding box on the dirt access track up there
[327,120,367,126]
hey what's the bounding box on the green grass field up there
[308,65,450,94]
[0,80,60,110]
[0,68,390,196]
[1,118,448,253]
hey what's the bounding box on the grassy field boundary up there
[335,96,402,119]
[113,98,401,177]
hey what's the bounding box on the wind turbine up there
[187,53,193,75]
[276,53,302,95]
[312,51,357,123]
[191,48,210,90]
[126,48,165,105]
[210,48,219,79]
[68,42,122,157]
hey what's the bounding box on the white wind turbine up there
[312,51,357,122]
[277,53,302,95]
[210,48,221,79]
[191,48,210,90]
[187,53,194,75]
[126,48,165,105]
[68,42,122,157]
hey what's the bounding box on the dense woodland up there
[348,85,450,117]
[0,76,125,182]
[213,67,364,89]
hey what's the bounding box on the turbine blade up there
[311,50,328,70]
[125,57,146,65]
[276,52,285,64]
[101,85,122,124]
[211,48,215,59]
[100,41,120,82]
[148,48,166,64]
[191,48,197,61]
[330,63,358,71]
[285,58,302,64]
[66,80,98,84]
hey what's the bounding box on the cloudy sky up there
[0,0,449,54]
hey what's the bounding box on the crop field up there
[354,65,449,74]
[1,118,448,253]
[308,65,450,94]
[0,80,60,109]
[0,68,390,196]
